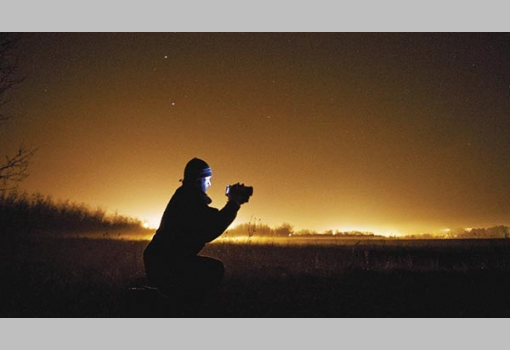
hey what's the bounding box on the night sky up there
[3,32,510,235]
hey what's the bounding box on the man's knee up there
[208,258,225,281]
[195,257,224,286]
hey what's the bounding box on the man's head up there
[183,157,213,192]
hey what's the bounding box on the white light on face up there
[199,176,212,192]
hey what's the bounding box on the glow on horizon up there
[225,219,400,236]
[141,216,161,230]
[129,208,485,238]
[331,226,401,237]
[209,219,403,237]
[135,211,449,237]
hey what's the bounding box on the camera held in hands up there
[225,183,253,203]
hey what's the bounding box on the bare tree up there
[0,33,37,192]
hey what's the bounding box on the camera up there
[225,183,253,203]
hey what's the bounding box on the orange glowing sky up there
[3,32,510,235]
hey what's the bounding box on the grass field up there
[2,236,510,317]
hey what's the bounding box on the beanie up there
[183,157,212,180]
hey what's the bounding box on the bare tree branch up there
[0,145,38,192]
[0,33,24,122]
[0,33,37,192]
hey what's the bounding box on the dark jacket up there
[148,183,240,257]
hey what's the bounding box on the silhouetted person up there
[143,157,249,314]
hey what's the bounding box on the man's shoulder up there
[174,184,195,197]
[172,185,210,205]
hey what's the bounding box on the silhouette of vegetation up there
[2,189,507,244]
[225,221,510,241]
[0,33,37,193]
[225,222,381,239]
[0,190,152,240]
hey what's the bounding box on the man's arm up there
[199,200,241,243]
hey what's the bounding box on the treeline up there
[225,222,381,238]
[451,226,509,239]
[400,227,510,239]
[2,190,508,241]
[0,191,150,238]
[226,221,510,240]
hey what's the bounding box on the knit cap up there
[183,157,212,180]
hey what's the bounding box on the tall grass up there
[0,191,150,239]
[4,236,510,317]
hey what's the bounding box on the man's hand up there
[226,183,252,205]
[228,192,249,205]
[228,186,249,205]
